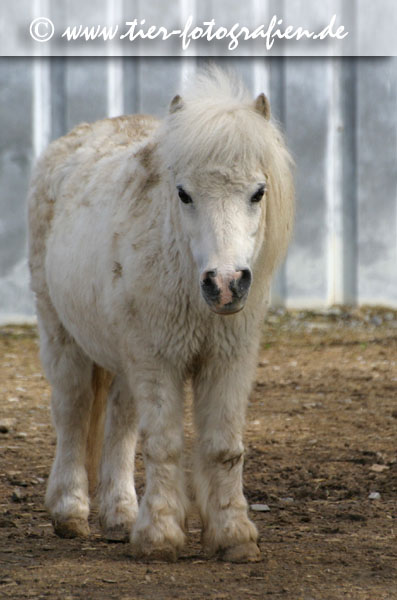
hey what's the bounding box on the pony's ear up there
[254,93,271,120]
[169,95,184,114]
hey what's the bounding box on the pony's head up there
[160,67,294,315]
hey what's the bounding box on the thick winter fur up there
[28,67,294,561]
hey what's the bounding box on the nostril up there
[201,269,221,304]
[238,269,252,294]
[240,269,251,283]
[201,269,217,287]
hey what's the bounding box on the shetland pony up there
[28,67,294,562]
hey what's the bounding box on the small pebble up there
[11,487,28,503]
[368,492,381,500]
[0,418,17,433]
[370,464,389,473]
[250,504,271,512]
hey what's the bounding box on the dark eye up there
[251,185,266,203]
[177,186,193,204]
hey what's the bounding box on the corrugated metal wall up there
[0,55,396,321]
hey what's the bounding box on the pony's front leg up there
[193,355,260,562]
[127,362,189,561]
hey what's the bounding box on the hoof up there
[129,542,179,562]
[52,517,90,539]
[218,541,261,563]
[101,523,131,542]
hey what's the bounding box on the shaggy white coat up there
[28,67,294,562]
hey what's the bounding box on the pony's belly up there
[45,230,121,373]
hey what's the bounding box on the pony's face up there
[175,170,267,314]
[163,84,287,315]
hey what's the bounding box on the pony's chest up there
[149,297,211,362]
[144,295,246,371]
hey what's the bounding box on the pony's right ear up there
[254,93,271,120]
[169,95,184,114]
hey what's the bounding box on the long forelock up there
[159,67,278,173]
[182,65,251,107]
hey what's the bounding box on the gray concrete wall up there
[0,56,396,321]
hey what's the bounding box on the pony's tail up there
[86,364,113,495]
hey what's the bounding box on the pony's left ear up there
[254,93,271,120]
[169,95,184,114]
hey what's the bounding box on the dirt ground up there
[1,307,396,600]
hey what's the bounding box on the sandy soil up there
[1,307,396,600]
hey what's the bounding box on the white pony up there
[28,67,294,562]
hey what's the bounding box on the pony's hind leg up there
[98,375,139,541]
[37,299,94,538]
